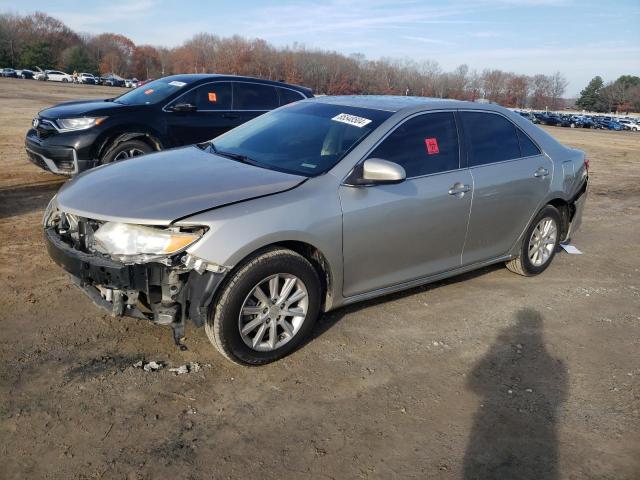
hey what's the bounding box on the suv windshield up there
[114,77,194,106]
[211,102,392,177]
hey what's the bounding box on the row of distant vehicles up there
[516,110,640,131]
[0,67,142,88]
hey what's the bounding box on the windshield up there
[211,102,392,177]
[114,77,194,105]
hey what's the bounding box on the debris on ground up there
[132,360,165,372]
[169,362,202,375]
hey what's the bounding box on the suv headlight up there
[56,117,107,131]
[93,222,203,262]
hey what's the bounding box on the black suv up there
[25,74,314,174]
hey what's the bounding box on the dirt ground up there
[0,78,638,479]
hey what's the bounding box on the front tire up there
[100,139,153,164]
[506,205,561,276]
[206,248,321,365]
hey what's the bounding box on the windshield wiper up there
[209,143,262,168]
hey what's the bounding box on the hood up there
[56,146,306,225]
[39,99,135,119]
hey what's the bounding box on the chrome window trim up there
[342,109,463,185]
[163,80,306,113]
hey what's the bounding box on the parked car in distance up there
[1,67,18,78]
[516,111,539,124]
[16,69,34,79]
[100,74,126,87]
[125,78,139,88]
[43,96,588,364]
[33,67,47,81]
[78,73,98,85]
[45,70,74,82]
[25,74,314,174]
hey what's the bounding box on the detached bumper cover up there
[567,177,588,239]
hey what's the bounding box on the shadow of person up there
[463,308,568,480]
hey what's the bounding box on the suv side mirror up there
[359,158,406,185]
[170,103,197,113]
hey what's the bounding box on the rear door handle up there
[534,167,549,178]
[448,183,471,196]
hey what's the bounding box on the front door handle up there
[534,167,549,178]
[448,183,471,196]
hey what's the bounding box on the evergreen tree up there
[64,45,98,74]
[19,41,55,69]
[575,76,604,112]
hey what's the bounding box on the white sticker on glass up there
[331,113,372,128]
[168,81,186,87]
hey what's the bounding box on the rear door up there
[459,111,552,265]
[340,111,473,297]
[165,81,233,145]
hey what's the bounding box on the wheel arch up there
[97,129,163,160]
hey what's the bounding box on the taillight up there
[584,157,589,173]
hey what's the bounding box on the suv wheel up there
[101,139,153,164]
[506,205,561,276]
[206,248,321,365]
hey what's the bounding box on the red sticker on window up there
[208,92,217,103]
[425,138,439,155]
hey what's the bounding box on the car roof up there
[305,95,496,113]
[162,74,313,94]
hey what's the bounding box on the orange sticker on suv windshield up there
[208,92,217,103]
[144,88,154,95]
[425,138,439,155]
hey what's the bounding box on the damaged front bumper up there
[45,227,226,349]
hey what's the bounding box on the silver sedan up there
[44,96,588,365]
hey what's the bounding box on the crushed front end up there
[43,199,227,350]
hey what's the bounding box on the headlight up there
[93,222,202,262]
[56,117,107,131]
[43,194,58,226]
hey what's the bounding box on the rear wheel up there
[206,248,321,365]
[506,205,561,276]
[100,139,153,165]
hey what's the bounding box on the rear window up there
[278,87,305,106]
[460,112,521,166]
[233,83,279,110]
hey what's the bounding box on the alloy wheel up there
[238,274,308,352]
[113,148,146,161]
[528,217,557,267]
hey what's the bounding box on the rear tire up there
[205,248,321,366]
[100,139,153,165]
[506,205,561,277]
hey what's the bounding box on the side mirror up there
[170,103,197,113]
[359,158,406,185]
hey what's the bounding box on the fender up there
[97,130,164,159]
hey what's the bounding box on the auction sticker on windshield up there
[332,113,372,128]
[169,81,187,87]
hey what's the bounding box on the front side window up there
[233,83,279,110]
[460,112,521,166]
[179,82,232,110]
[211,102,392,176]
[367,112,460,178]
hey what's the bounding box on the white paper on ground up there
[560,244,582,254]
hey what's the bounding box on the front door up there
[340,111,472,297]
[165,81,236,146]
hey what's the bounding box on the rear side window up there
[181,82,232,110]
[460,112,521,166]
[368,112,460,178]
[516,129,541,157]
[233,83,279,110]
[278,87,305,106]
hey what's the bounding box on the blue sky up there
[2,0,639,96]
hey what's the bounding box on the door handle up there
[448,183,471,196]
[534,167,549,178]
[222,113,239,119]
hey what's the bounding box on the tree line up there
[575,75,640,113]
[1,11,630,112]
